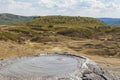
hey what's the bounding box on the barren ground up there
[0,38,120,77]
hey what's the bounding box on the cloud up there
[0,0,120,17]
[38,0,78,8]
[0,0,37,15]
[0,0,32,10]
[38,0,120,15]
[38,0,119,9]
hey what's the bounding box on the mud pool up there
[0,53,119,80]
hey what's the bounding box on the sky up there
[0,0,120,18]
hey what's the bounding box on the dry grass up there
[0,36,120,58]
[0,36,120,76]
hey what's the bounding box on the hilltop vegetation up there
[26,16,108,28]
[22,16,110,38]
[0,14,120,77]
[0,13,33,25]
[0,15,120,58]
[1,15,120,41]
[0,16,118,42]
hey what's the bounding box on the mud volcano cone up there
[0,53,118,80]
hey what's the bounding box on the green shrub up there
[24,16,108,29]
[57,28,94,38]
[30,26,44,31]
[48,25,54,28]
[108,27,120,33]
[0,31,20,41]
[8,27,30,34]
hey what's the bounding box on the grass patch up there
[57,28,94,38]
[105,27,120,33]
[0,31,20,41]
[25,16,109,29]
[8,27,31,34]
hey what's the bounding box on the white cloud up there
[38,0,118,9]
[39,0,78,8]
[0,0,120,17]
[0,0,36,15]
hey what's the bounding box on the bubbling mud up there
[0,53,119,80]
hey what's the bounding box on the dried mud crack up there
[0,53,119,80]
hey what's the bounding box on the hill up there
[98,18,120,27]
[0,16,111,42]
[26,16,108,28]
[0,15,120,76]
[0,15,120,58]
[0,16,116,42]
[21,16,110,38]
[0,13,33,25]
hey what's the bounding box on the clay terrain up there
[0,36,120,78]
[0,15,120,79]
[0,53,119,80]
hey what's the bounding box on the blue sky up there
[0,0,120,18]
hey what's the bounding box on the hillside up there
[0,13,33,25]
[0,16,120,58]
[0,16,114,42]
[22,16,110,38]
[98,18,120,27]
[26,16,108,28]
[0,15,120,77]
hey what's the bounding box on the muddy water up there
[0,54,85,79]
[7,55,78,76]
[0,53,118,80]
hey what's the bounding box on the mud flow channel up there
[0,53,119,80]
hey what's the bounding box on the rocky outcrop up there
[0,53,119,80]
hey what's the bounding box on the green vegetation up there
[57,28,94,38]
[1,15,119,41]
[26,16,108,28]
[22,16,111,38]
[110,27,120,33]
[100,26,120,34]
[0,15,120,57]
[8,27,31,34]
[0,31,20,41]
[0,13,33,25]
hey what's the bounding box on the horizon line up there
[0,13,120,18]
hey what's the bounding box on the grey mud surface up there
[0,53,119,80]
